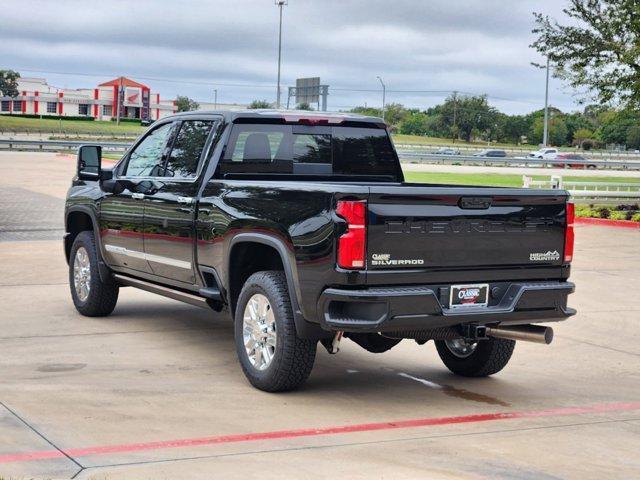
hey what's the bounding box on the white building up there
[0,76,244,121]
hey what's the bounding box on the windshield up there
[219,123,402,181]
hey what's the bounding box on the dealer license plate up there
[449,284,489,309]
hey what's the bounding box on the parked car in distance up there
[434,147,461,155]
[473,149,507,158]
[528,148,558,159]
[551,153,597,169]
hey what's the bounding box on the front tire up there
[69,231,119,317]
[435,337,515,377]
[234,271,316,392]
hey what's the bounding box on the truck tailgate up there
[366,185,568,270]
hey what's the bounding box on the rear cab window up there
[218,123,401,181]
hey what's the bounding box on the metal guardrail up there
[398,151,640,170]
[523,175,640,204]
[395,143,640,159]
[0,139,130,152]
[2,139,640,170]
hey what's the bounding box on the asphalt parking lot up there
[1,152,639,479]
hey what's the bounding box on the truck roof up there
[163,109,385,125]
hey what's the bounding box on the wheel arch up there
[226,232,326,340]
[65,206,111,283]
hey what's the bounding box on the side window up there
[125,123,173,177]
[164,120,215,178]
[229,130,284,162]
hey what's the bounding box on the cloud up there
[1,0,578,113]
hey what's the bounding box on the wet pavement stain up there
[37,363,86,373]
[439,384,511,407]
[397,372,510,406]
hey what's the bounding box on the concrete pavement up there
[0,152,639,479]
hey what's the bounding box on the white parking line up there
[398,372,443,389]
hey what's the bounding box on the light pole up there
[377,76,386,122]
[543,56,550,146]
[275,0,287,109]
[213,89,218,109]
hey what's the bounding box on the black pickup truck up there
[65,110,575,392]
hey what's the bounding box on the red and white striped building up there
[1,76,178,121]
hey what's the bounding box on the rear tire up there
[234,271,316,392]
[69,231,119,317]
[435,337,515,377]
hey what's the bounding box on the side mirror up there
[77,145,101,181]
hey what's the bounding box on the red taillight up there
[564,202,575,263]
[336,200,366,269]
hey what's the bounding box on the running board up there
[113,274,209,308]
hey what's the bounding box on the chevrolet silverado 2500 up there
[65,110,575,391]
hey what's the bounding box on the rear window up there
[218,124,400,180]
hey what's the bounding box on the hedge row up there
[576,204,640,222]
[0,113,95,121]
[110,117,141,124]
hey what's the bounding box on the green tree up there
[175,95,199,112]
[564,112,593,143]
[597,109,640,144]
[530,115,569,146]
[295,102,314,111]
[573,128,594,143]
[503,115,530,143]
[248,100,272,109]
[350,106,382,119]
[440,94,496,142]
[399,112,430,135]
[383,103,409,127]
[531,0,640,108]
[626,125,640,149]
[0,69,20,97]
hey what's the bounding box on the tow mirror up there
[77,145,101,181]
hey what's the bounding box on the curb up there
[576,217,640,229]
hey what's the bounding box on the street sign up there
[295,77,320,104]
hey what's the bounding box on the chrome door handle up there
[177,196,194,205]
[131,193,145,200]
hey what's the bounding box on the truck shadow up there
[105,302,512,409]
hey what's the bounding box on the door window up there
[164,120,215,178]
[125,123,173,177]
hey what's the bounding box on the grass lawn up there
[404,171,640,188]
[0,115,146,135]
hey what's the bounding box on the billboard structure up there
[287,77,329,111]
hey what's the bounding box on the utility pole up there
[452,90,458,142]
[275,0,287,109]
[213,89,218,109]
[377,76,386,122]
[543,56,550,146]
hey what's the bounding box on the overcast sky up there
[2,0,581,114]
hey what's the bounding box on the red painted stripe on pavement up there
[1,401,639,464]
[576,217,640,229]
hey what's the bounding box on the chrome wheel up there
[242,293,277,371]
[444,338,478,358]
[73,246,91,302]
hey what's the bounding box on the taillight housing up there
[564,202,575,263]
[336,200,367,269]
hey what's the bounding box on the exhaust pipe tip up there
[486,325,554,345]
